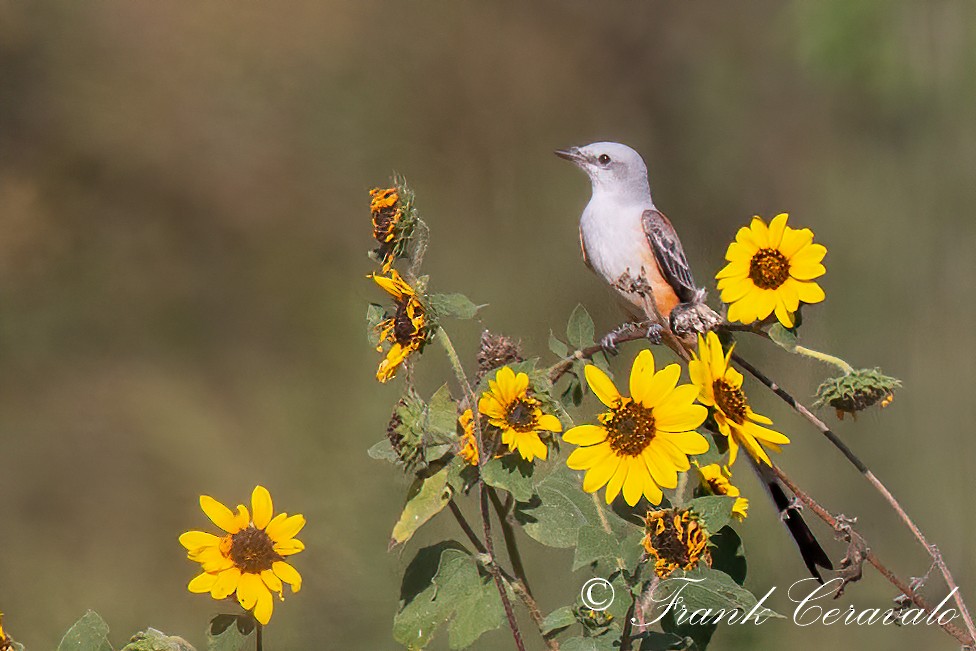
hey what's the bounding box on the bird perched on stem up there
[557,141,832,583]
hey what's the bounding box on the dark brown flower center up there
[748,248,790,289]
[229,525,282,573]
[393,301,419,344]
[372,210,399,243]
[506,399,539,432]
[604,400,656,456]
[652,517,693,566]
[713,379,748,424]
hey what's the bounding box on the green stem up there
[488,488,533,597]
[256,622,263,651]
[793,345,854,375]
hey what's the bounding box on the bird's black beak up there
[554,147,583,163]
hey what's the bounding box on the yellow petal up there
[563,424,607,446]
[642,445,677,490]
[654,439,692,471]
[188,572,218,594]
[718,278,754,303]
[211,567,241,600]
[629,349,656,403]
[795,281,826,304]
[536,413,563,433]
[638,364,681,408]
[566,441,612,470]
[774,301,795,328]
[179,530,220,551]
[622,458,647,506]
[642,472,664,505]
[789,242,827,267]
[237,573,263,610]
[605,460,628,504]
[749,216,770,248]
[252,486,274,530]
[584,365,621,408]
[582,455,619,493]
[266,514,306,543]
[274,539,305,556]
[253,587,274,625]
[272,561,302,592]
[261,569,283,594]
[779,227,813,258]
[767,213,789,249]
[790,262,827,281]
[659,431,710,455]
[478,394,506,420]
[200,495,244,534]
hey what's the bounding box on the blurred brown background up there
[1,1,975,649]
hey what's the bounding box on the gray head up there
[555,141,652,203]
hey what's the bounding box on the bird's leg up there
[644,323,663,345]
[600,322,642,355]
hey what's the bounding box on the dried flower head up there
[371,270,433,382]
[0,613,12,651]
[458,409,479,466]
[476,330,523,382]
[642,508,712,579]
[814,368,901,420]
[369,184,416,272]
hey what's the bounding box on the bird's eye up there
[598,154,611,165]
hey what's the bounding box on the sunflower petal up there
[582,455,619,493]
[563,424,607,446]
[252,486,274,530]
[272,561,302,592]
[567,441,612,470]
[237,573,263,610]
[535,414,563,433]
[211,568,241,600]
[179,530,220,551]
[266,514,306,542]
[253,587,274,625]
[584,365,621,408]
[188,572,219,594]
[622,458,647,506]
[200,496,244,534]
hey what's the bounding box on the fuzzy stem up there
[436,328,526,651]
[792,345,855,374]
[489,488,534,597]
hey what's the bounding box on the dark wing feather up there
[641,209,698,303]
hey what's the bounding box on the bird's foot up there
[779,497,804,521]
[600,322,642,356]
[644,323,663,345]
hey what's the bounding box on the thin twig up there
[731,351,976,643]
[437,329,526,651]
[489,488,534,596]
[769,463,974,647]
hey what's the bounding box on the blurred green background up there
[1,1,975,649]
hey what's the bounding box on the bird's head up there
[555,141,651,200]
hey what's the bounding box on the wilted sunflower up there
[716,213,826,328]
[372,270,432,383]
[369,188,412,273]
[564,350,709,507]
[0,613,11,651]
[642,508,712,579]
[689,332,789,466]
[478,366,561,462]
[697,463,749,521]
[458,408,480,466]
[180,486,305,625]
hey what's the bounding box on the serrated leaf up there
[429,293,483,320]
[58,611,112,651]
[391,464,453,547]
[366,303,386,346]
[573,525,619,571]
[541,606,575,636]
[768,323,798,352]
[567,304,596,349]
[394,542,505,649]
[482,456,536,502]
[515,466,618,548]
[687,496,736,534]
[549,331,569,358]
[426,384,458,439]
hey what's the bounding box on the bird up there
[556,141,833,583]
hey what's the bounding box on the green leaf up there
[205,615,253,651]
[390,464,453,547]
[687,496,736,534]
[661,566,780,617]
[515,466,604,548]
[618,530,647,571]
[561,634,618,651]
[482,456,536,502]
[367,438,398,463]
[122,628,196,651]
[709,526,747,586]
[429,293,483,320]
[573,525,619,571]
[394,542,505,649]
[426,384,458,441]
[768,323,798,352]
[541,606,576,636]
[561,377,584,407]
[566,304,596,349]
[58,611,113,651]
[366,303,386,346]
[549,331,569,358]
[633,631,686,650]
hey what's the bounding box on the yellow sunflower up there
[180,486,305,625]
[716,213,827,328]
[372,270,431,383]
[478,366,562,462]
[370,187,402,272]
[641,508,711,579]
[458,408,479,466]
[563,350,709,507]
[697,463,749,521]
[689,332,790,466]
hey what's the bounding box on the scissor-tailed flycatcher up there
[557,141,832,582]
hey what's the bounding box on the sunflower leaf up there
[367,438,399,463]
[540,606,576,636]
[768,323,798,352]
[687,496,736,534]
[426,384,458,439]
[567,304,596,350]
[549,331,570,357]
[204,617,250,651]
[660,566,781,618]
[57,611,113,651]
[428,293,483,320]
[394,543,506,649]
[365,303,386,346]
[560,634,619,651]
[482,456,536,502]
[390,464,453,547]
[573,525,619,570]
[709,526,747,586]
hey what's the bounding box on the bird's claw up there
[645,324,663,345]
